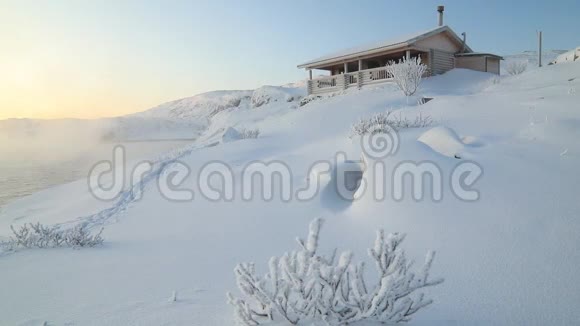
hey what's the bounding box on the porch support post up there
[308,69,312,80]
[357,59,363,90]
[344,62,348,73]
[406,50,411,60]
[429,49,435,76]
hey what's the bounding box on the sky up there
[0,0,578,120]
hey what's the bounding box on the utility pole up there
[538,31,543,67]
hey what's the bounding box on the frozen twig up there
[227,218,443,325]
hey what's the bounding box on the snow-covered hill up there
[136,90,254,121]
[0,86,306,143]
[1,61,580,325]
[501,49,567,74]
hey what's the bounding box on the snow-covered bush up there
[251,86,302,108]
[299,96,321,107]
[227,218,443,325]
[206,96,246,118]
[506,61,527,76]
[350,112,395,137]
[65,224,105,248]
[221,127,260,143]
[386,56,428,97]
[2,223,104,251]
[240,128,260,139]
[299,92,344,107]
[349,111,433,137]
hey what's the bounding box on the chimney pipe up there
[461,32,466,53]
[437,6,445,26]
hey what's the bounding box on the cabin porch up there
[306,49,432,96]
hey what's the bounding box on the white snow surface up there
[501,49,567,75]
[553,47,580,64]
[417,126,467,158]
[1,64,580,325]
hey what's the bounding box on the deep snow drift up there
[1,62,580,325]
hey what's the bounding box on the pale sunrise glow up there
[0,0,577,119]
[2,1,580,325]
[0,1,306,119]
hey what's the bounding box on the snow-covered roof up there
[455,52,504,59]
[298,25,472,69]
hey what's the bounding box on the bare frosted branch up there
[227,218,443,325]
[386,56,428,97]
[2,223,104,252]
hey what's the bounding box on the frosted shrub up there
[207,96,245,118]
[240,128,260,139]
[2,223,103,251]
[7,223,62,248]
[227,218,443,325]
[506,61,527,75]
[300,93,343,107]
[250,86,300,108]
[299,96,320,107]
[251,91,272,108]
[393,111,433,129]
[349,111,433,137]
[350,112,394,137]
[65,224,104,248]
[386,56,428,97]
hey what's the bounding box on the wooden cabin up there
[298,6,502,95]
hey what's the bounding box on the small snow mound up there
[250,86,305,108]
[221,127,243,143]
[418,126,466,158]
[461,135,485,147]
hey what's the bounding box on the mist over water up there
[0,121,192,207]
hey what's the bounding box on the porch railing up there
[345,72,358,85]
[364,66,393,83]
[307,66,393,95]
